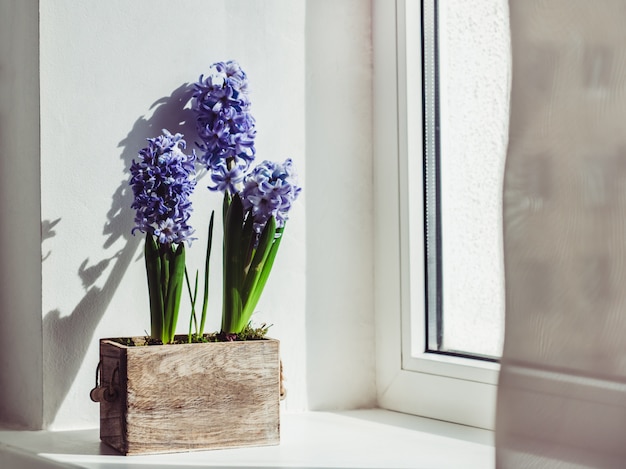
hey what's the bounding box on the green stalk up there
[222,194,245,334]
[145,234,164,342]
[163,243,185,343]
[199,211,214,336]
[222,191,231,226]
[159,245,171,331]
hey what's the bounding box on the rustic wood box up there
[96,337,280,455]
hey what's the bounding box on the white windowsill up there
[0,409,494,469]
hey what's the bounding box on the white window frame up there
[373,0,499,431]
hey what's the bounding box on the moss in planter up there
[233,322,272,341]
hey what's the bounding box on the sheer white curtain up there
[496,1,626,467]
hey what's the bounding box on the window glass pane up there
[424,0,511,358]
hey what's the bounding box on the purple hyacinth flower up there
[192,60,256,191]
[241,158,302,233]
[209,160,246,194]
[129,129,197,245]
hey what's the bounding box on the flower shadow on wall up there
[41,218,61,262]
[42,83,198,425]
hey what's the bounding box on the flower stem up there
[199,211,214,335]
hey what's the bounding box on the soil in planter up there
[111,322,272,346]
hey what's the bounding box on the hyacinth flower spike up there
[192,60,301,337]
[130,130,196,344]
[218,159,300,336]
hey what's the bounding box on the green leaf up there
[241,216,276,308]
[240,224,284,329]
[145,234,164,341]
[185,268,199,341]
[241,213,255,270]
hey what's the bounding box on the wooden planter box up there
[93,337,280,455]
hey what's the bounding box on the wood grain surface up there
[98,337,280,455]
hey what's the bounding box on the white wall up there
[0,0,375,430]
[305,0,376,411]
[0,0,43,430]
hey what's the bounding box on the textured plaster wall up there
[0,0,375,430]
[438,0,510,357]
